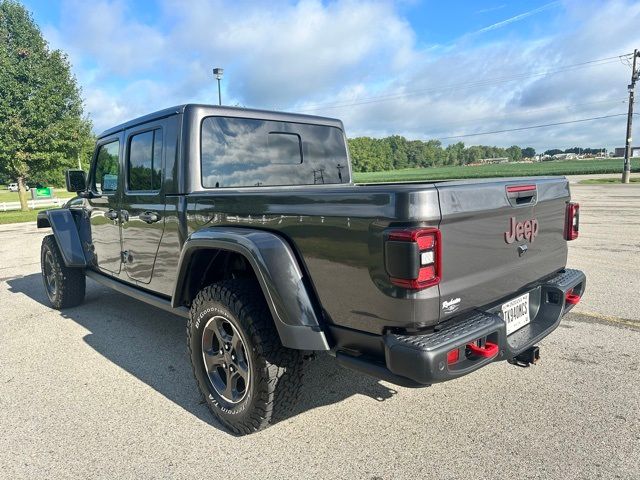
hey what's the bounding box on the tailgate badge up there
[442,297,461,314]
[505,217,539,244]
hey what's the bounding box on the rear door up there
[120,121,166,284]
[436,177,569,319]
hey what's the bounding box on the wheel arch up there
[38,209,87,268]
[173,227,330,351]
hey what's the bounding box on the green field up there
[353,158,639,183]
[0,208,48,225]
[0,187,74,203]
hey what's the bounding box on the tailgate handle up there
[506,184,537,205]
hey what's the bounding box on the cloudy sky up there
[23,0,640,151]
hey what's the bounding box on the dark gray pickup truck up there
[38,104,585,434]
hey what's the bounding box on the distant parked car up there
[7,183,30,192]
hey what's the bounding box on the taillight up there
[385,227,441,290]
[565,202,580,240]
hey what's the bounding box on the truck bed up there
[185,176,570,334]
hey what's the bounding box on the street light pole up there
[213,67,224,106]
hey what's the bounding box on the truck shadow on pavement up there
[7,274,398,433]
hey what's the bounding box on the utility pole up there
[213,67,224,106]
[622,49,639,183]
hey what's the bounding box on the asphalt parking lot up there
[1,183,639,480]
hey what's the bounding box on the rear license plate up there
[502,293,530,335]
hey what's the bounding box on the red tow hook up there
[466,341,499,358]
[565,289,581,305]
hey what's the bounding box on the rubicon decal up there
[505,217,539,244]
[442,297,461,314]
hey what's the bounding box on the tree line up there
[347,136,609,173]
[347,136,535,173]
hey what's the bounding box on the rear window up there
[201,116,349,188]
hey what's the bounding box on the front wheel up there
[187,279,304,434]
[40,235,86,309]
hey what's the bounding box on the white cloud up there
[42,0,640,151]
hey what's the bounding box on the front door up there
[120,123,166,284]
[87,136,123,274]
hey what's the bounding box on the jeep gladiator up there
[37,104,586,434]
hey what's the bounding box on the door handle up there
[139,211,160,224]
[105,209,119,221]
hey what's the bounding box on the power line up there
[294,53,633,113]
[427,98,627,132]
[437,113,630,140]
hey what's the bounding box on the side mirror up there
[66,169,87,193]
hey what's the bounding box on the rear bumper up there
[335,268,586,387]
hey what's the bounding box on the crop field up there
[353,158,639,183]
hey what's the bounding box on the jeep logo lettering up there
[505,217,539,244]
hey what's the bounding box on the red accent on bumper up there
[466,341,499,358]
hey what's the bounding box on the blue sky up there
[20,0,640,151]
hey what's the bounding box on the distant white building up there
[477,157,509,164]
[552,153,578,160]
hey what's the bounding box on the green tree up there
[522,147,536,158]
[445,142,464,165]
[0,0,93,210]
[386,135,409,169]
[347,137,393,172]
[506,145,522,162]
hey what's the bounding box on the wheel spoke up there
[231,332,243,353]
[234,360,249,382]
[215,317,233,342]
[223,371,238,400]
[203,348,225,372]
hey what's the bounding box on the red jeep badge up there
[505,217,539,244]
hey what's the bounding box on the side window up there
[128,129,163,191]
[93,140,120,194]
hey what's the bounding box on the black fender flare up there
[38,209,87,268]
[172,227,330,351]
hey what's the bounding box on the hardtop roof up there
[97,104,344,138]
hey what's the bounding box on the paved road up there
[1,184,639,480]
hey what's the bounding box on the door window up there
[93,140,120,194]
[128,129,163,191]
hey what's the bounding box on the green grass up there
[353,158,640,183]
[0,208,47,225]
[578,177,640,184]
[0,188,74,203]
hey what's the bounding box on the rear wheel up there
[40,235,86,309]
[187,279,304,434]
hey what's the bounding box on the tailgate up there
[435,177,569,319]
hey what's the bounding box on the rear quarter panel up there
[186,184,442,334]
